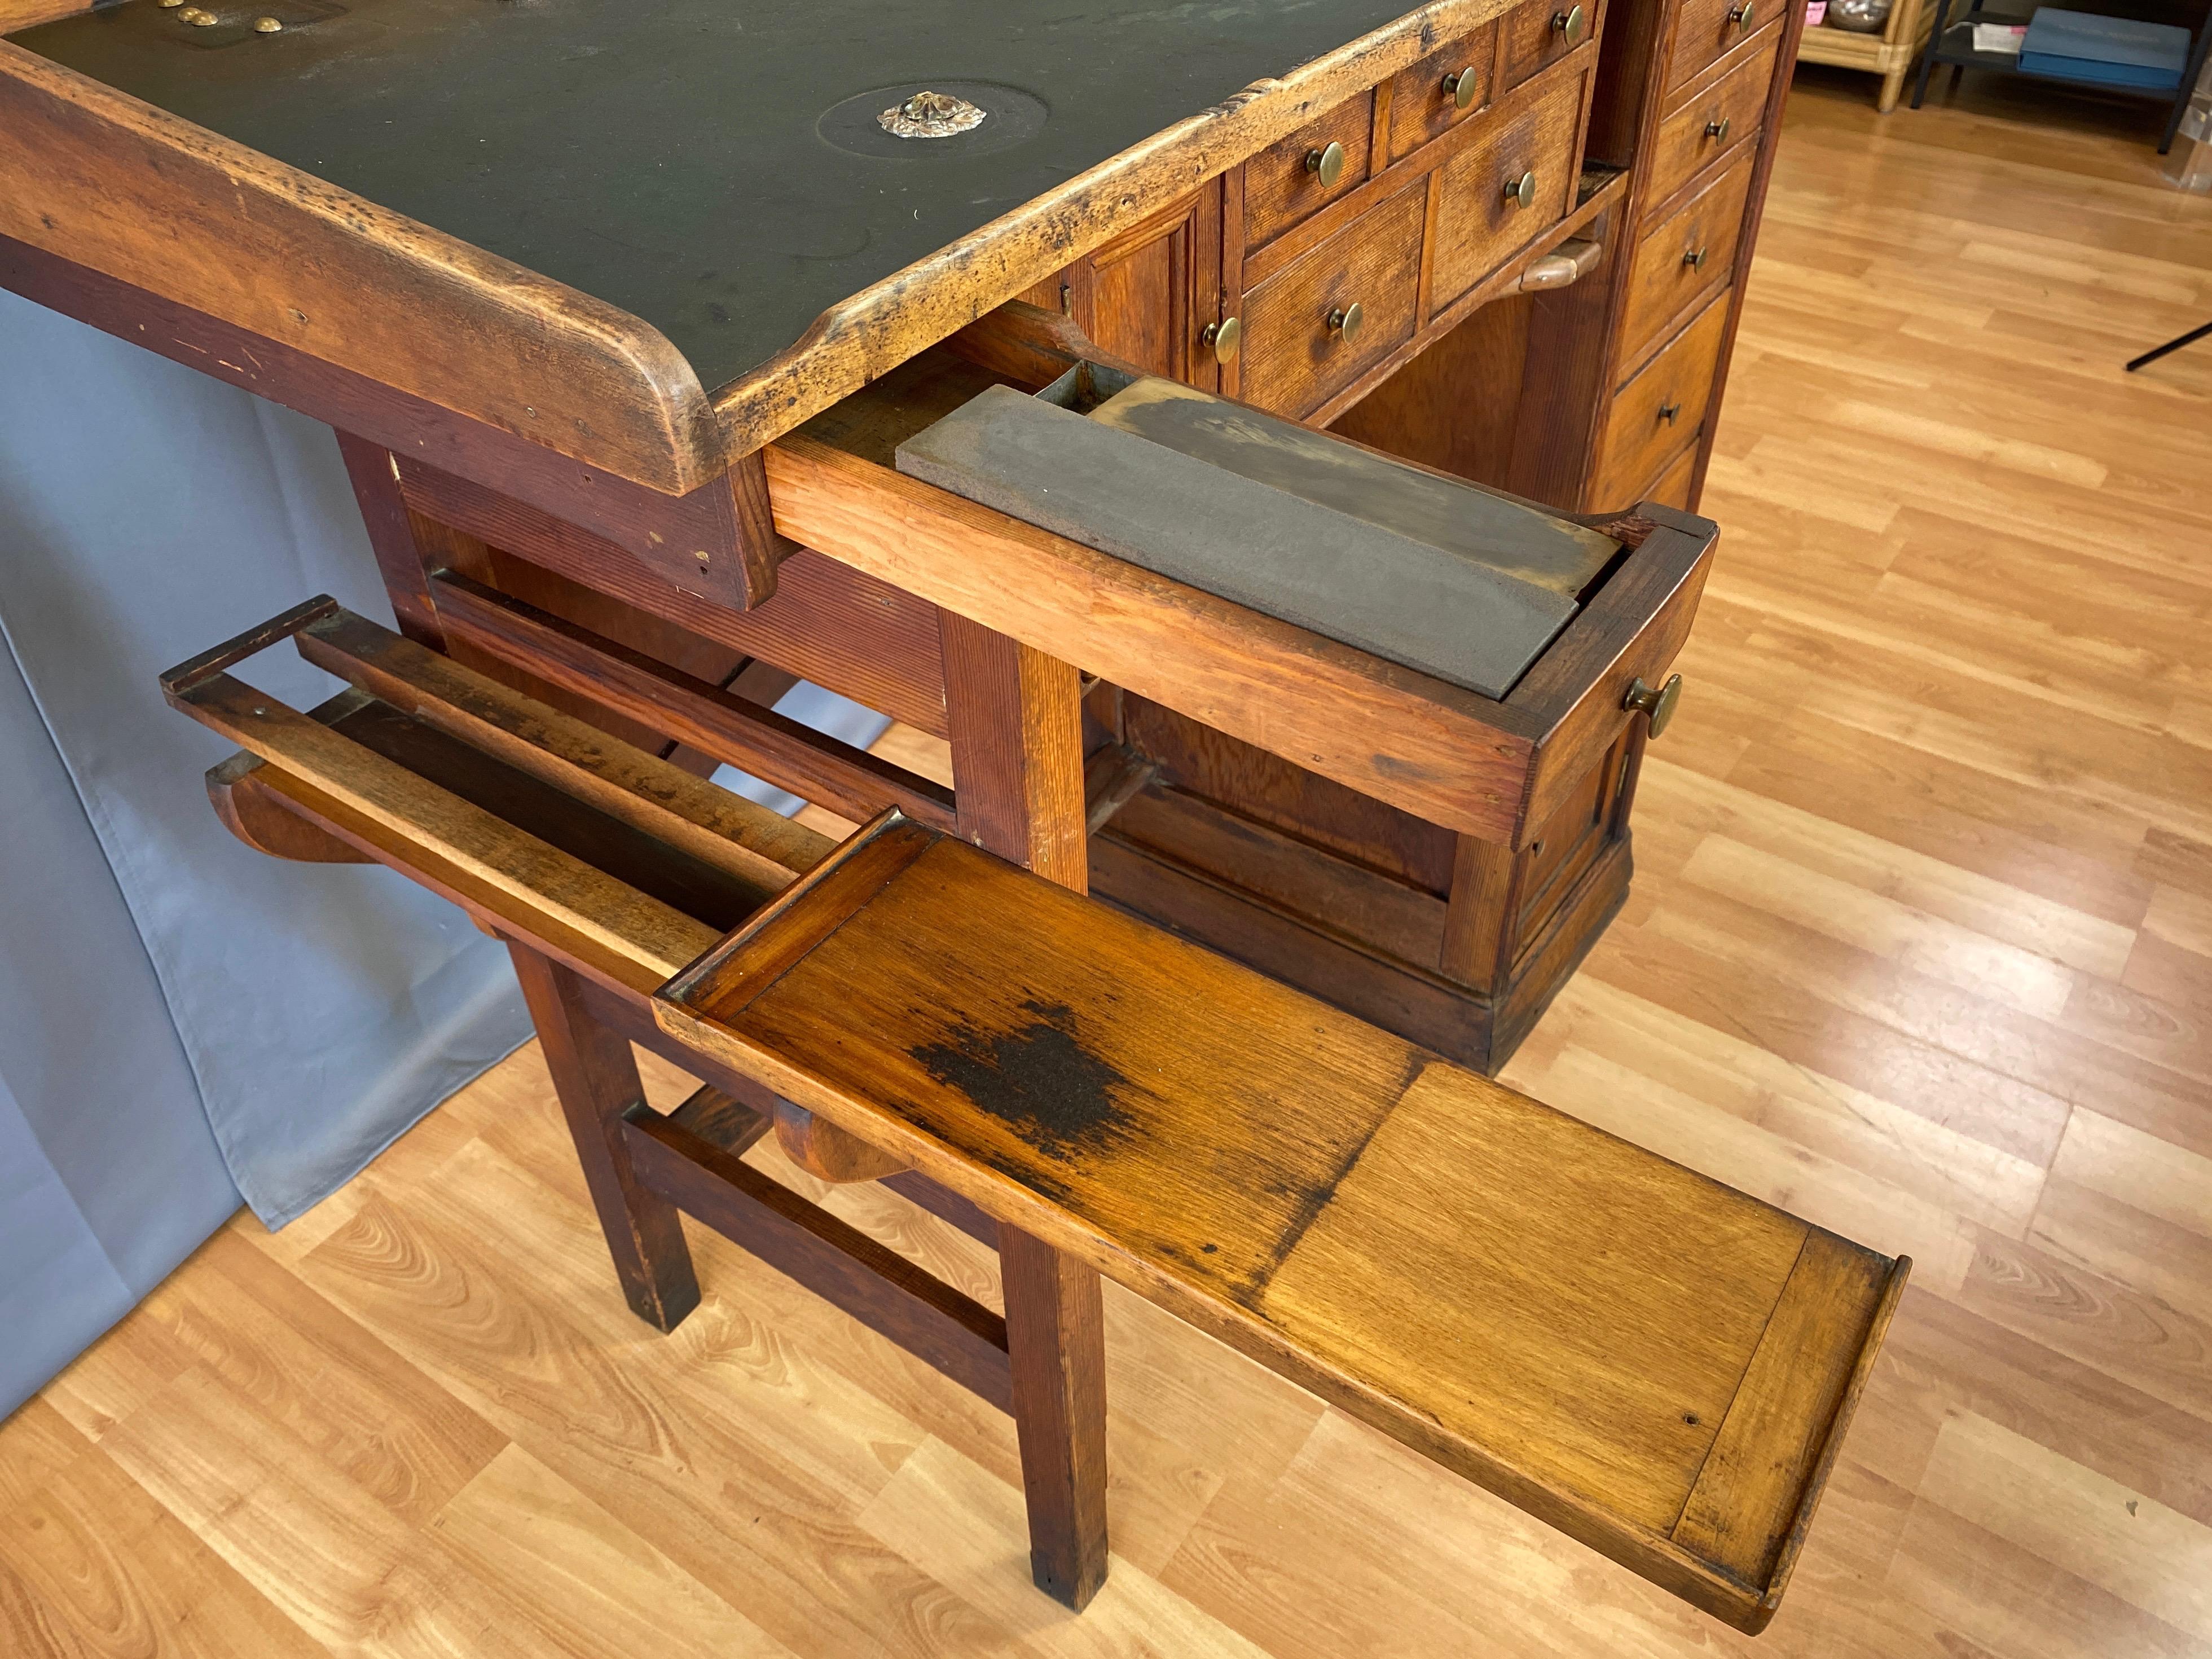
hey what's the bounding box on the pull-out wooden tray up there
[163,599,1905,1635]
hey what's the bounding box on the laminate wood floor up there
[8,69,2212,1659]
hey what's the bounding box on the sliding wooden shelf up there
[162,597,1907,1636]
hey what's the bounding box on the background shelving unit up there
[1796,0,1941,109]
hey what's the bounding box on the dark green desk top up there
[20,0,1422,398]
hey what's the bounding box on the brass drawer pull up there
[1503,170,1538,210]
[1683,244,1709,270]
[1443,66,1480,108]
[1727,0,1755,24]
[1551,3,1587,43]
[1657,400,1682,425]
[1624,673,1684,738]
[1306,140,1347,188]
[1326,301,1367,345]
[1705,116,1732,142]
[1199,316,1242,363]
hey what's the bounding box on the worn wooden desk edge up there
[3,0,1524,491]
[696,0,1521,456]
[0,39,725,494]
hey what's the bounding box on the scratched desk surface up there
[17,0,1419,395]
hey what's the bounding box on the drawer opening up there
[898,358,1623,702]
[164,598,1904,1635]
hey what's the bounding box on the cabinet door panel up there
[1085,189,1224,390]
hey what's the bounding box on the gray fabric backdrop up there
[0,287,889,1418]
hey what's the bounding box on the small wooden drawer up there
[1666,0,1769,94]
[1646,445,1700,511]
[1429,69,1586,311]
[1593,290,1730,505]
[1501,0,1602,90]
[1646,25,1780,210]
[1240,183,1425,416]
[1242,94,1375,252]
[1616,153,1751,372]
[1383,21,1501,162]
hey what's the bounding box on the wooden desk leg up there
[940,611,1110,1608]
[510,944,702,1333]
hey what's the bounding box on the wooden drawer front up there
[1646,27,1780,210]
[1430,69,1586,311]
[1240,182,1425,416]
[1384,22,1501,162]
[1617,154,1751,371]
[1593,290,1730,505]
[1501,0,1600,90]
[1514,728,1629,957]
[1667,0,1768,94]
[1243,95,1375,252]
[1646,445,1700,511]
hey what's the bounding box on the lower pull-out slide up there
[162,599,1906,1635]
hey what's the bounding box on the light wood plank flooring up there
[7,70,2212,1659]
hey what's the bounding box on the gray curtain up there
[0,288,894,1419]
[0,288,534,1415]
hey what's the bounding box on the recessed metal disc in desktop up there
[818,83,1050,162]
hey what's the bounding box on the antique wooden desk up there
[2,0,1877,1635]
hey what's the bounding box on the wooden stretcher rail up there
[161,600,1904,1635]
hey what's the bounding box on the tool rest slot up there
[163,599,1905,1636]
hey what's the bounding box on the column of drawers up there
[1590,5,1789,508]
[1225,0,1609,423]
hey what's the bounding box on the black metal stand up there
[1908,0,2210,156]
[2125,320,2212,372]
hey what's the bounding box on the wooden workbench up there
[2,0,1838,1630]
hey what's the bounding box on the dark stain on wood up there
[911,998,1131,1161]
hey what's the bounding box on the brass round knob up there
[1623,673,1683,738]
[1657,400,1682,424]
[1683,244,1709,270]
[1727,0,1755,24]
[1306,140,1346,188]
[1327,301,1366,345]
[1443,66,1480,109]
[1200,315,1242,364]
[1551,4,1587,44]
[1705,116,1731,141]
[1503,170,1538,210]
